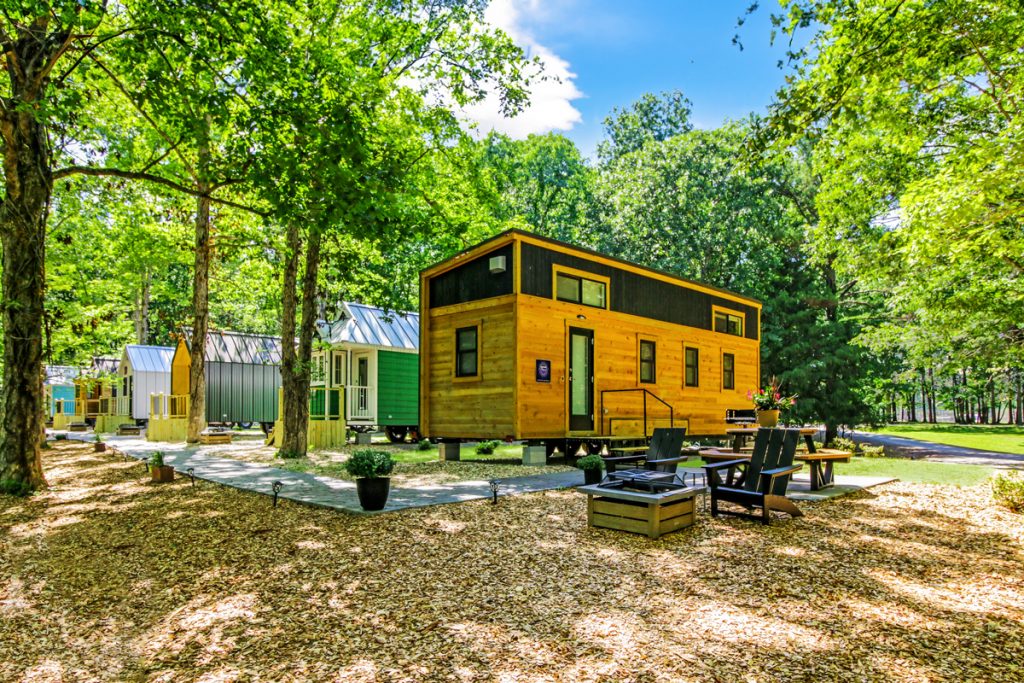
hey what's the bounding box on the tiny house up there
[119,345,174,422]
[45,365,80,428]
[170,330,282,429]
[71,355,129,431]
[419,230,761,446]
[313,302,419,442]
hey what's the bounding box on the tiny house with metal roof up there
[313,302,420,441]
[170,329,282,428]
[119,345,174,422]
[419,230,762,448]
[45,365,80,428]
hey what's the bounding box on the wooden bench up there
[68,422,89,432]
[117,424,142,436]
[580,480,700,539]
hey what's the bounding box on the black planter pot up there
[583,468,603,485]
[355,477,391,511]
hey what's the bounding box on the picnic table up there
[794,451,851,491]
[725,426,820,453]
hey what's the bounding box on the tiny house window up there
[332,353,345,385]
[685,347,699,387]
[722,353,735,390]
[639,340,656,384]
[455,326,478,377]
[311,353,326,383]
[555,273,607,308]
[714,310,744,337]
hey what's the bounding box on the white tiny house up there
[120,345,174,422]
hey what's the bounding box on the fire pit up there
[578,476,701,539]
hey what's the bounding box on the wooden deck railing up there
[150,393,190,420]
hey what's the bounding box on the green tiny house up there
[313,302,420,441]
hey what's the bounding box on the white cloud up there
[458,0,584,139]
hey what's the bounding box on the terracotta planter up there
[151,465,175,483]
[94,442,106,453]
[756,410,780,428]
[355,477,390,511]
[583,467,603,485]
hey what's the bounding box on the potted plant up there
[577,454,605,485]
[749,377,797,428]
[150,451,175,483]
[93,433,106,453]
[344,449,395,511]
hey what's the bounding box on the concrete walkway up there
[849,430,1024,469]
[61,433,582,514]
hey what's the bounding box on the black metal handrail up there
[599,388,674,440]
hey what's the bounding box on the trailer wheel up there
[259,422,274,435]
[385,426,408,443]
[239,421,254,429]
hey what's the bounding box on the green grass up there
[869,424,1024,455]
[832,457,994,486]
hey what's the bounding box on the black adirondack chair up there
[603,427,688,477]
[703,427,803,525]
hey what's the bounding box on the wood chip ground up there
[2,441,1023,682]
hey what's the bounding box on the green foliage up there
[598,90,693,163]
[417,439,433,452]
[150,451,165,468]
[0,479,34,497]
[576,454,605,471]
[344,449,395,479]
[277,449,304,460]
[992,472,1024,513]
[475,440,502,455]
[831,437,885,458]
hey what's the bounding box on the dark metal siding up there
[428,244,514,308]
[520,243,759,339]
[205,361,281,424]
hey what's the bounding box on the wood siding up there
[514,295,758,437]
[421,296,516,439]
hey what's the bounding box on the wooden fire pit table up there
[579,477,701,539]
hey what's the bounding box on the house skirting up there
[147,417,187,443]
[272,418,348,450]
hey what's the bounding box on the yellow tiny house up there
[420,231,761,445]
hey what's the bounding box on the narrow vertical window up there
[639,340,656,384]
[722,353,735,390]
[455,326,479,378]
[685,347,699,387]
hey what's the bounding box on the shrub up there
[151,451,165,468]
[576,454,604,471]
[55,433,67,441]
[992,472,1024,513]
[475,439,502,455]
[417,438,432,451]
[832,437,885,458]
[345,449,395,478]
[0,479,33,497]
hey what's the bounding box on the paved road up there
[849,430,1024,469]
[62,433,582,513]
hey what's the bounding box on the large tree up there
[250,0,532,458]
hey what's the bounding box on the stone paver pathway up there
[62,432,582,513]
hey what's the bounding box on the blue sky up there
[464,1,795,158]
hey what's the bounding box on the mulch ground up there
[2,441,1023,682]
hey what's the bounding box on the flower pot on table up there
[756,410,780,428]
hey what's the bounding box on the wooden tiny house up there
[419,230,761,445]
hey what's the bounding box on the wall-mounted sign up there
[535,359,551,383]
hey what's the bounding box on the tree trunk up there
[0,23,67,491]
[187,120,213,442]
[279,222,304,456]
[134,270,151,344]
[1016,369,1023,425]
[289,227,324,458]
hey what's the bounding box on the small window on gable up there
[685,347,699,387]
[555,272,606,308]
[639,340,656,384]
[722,352,735,390]
[455,326,478,378]
[714,310,744,337]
